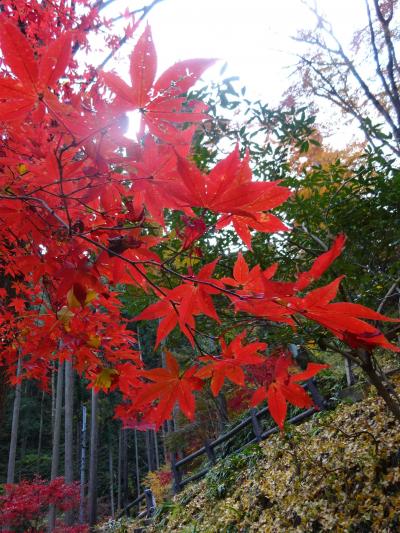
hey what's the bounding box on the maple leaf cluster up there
[0,477,87,532]
[0,1,398,432]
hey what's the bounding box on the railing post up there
[171,453,182,494]
[250,408,262,441]
[204,439,216,465]
[144,488,156,517]
[306,379,326,410]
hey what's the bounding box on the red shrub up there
[0,477,87,532]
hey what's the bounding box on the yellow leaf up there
[85,289,98,305]
[18,163,28,175]
[94,368,119,390]
[87,334,101,349]
[66,288,81,309]
[57,306,74,331]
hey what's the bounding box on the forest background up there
[0,0,400,530]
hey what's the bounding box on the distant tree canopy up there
[289,0,400,156]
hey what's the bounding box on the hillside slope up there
[143,378,400,532]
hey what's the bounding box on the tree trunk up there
[0,366,9,428]
[48,360,64,532]
[64,359,74,525]
[146,429,156,472]
[344,358,356,386]
[18,381,30,480]
[134,428,140,497]
[7,356,22,484]
[79,404,87,524]
[122,428,129,508]
[36,389,45,475]
[108,441,115,519]
[117,427,122,510]
[153,430,160,469]
[216,393,229,433]
[51,365,56,432]
[87,389,99,527]
[358,349,400,421]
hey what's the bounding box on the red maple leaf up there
[161,147,291,218]
[102,24,214,143]
[134,352,203,428]
[135,260,223,346]
[294,234,346,291]
[196,331,267,396]
[216,212,288,249]
[250,354,328,430]
[221,251,278,296]
[285,277,400,352]
[0,19,73,121]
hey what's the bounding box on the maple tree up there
[0,477,86,532]
[0,0,399,451]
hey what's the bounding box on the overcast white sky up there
[98,0,367,143]
[115,0,366,103]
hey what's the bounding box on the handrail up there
[117,487,155,520]
[120,377,326,518]
[171,379,326,493]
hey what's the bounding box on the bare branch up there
[96,0,166,72]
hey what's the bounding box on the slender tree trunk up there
[216,393,229,433]
[122,428,129,508]
[36,390,45,474]
[161,423,168,463]
[108,441,115,519]
[18,381,30,480]
[51,366,56,432]
[134,428,140,497]
[344,359,356,386]
[76,417,81,482]
[0,366,8,428]
[358,349,400,421]
[87,389,99,526]
[146,429,155,471]
[48,361,64,532]
[7,356,22,484]
[117,427,122,510]
[172,404,184,460]
[79,404,87,524]
[64,359,74,525]
[153,430,160,469]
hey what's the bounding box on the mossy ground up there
[149,377,400,532]
[99,374,400,533]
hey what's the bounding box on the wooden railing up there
[117,487,155,519]
[119,378,326,518]
[170,379,325,493]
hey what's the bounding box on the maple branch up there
[187,326,208,356]
[300,223,328,250]
[0,195,69,231]
[377,277,400,314]
[0,205,235,304]
[187,327,219,342]
[98,0,165,23]
[77,233,169,298]
[95,0,167,72]
[322,341,360,366]
[55,151,72,235]
[67,227,248,301]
